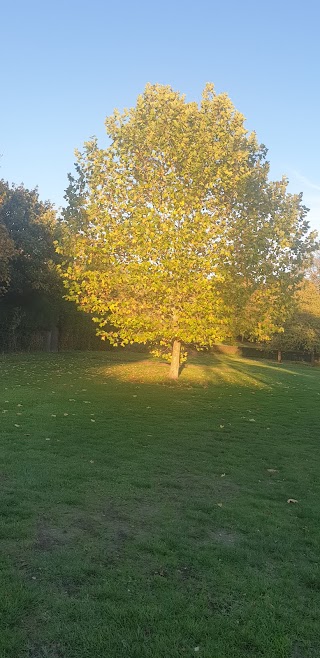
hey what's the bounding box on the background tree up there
[0,223,15,293]
[308,251,320,291]
[0,180,101,352]
[270,278,320,363]
[59,84,317,378]
[0,181,15,292]
[0,181,60,348]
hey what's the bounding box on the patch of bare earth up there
[209,529,239,546]
[26,642,64,658]
[34,518,81,552]
[33,499,156,559]
[290,643,304,658]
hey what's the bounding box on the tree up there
[0,180,101,353]
[0,223,15,292]
[0,181,57,295]
[309,251,320,291]
[59,84,317,378]
[0,181,62,349]
[0,181,15,292]
[270,279,320,363]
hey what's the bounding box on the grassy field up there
[1,351,320,658]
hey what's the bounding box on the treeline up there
[0,180,103,352]
[1,178,320,361]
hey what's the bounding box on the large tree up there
[59,84,317,378]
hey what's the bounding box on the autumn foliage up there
[59,84,317,377]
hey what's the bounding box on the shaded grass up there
[0,351,320,657]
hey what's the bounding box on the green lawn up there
[1,351,320,658]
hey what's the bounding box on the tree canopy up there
[0,180,58,293]
[59,83,317,378]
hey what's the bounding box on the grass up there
[0,350,320,658]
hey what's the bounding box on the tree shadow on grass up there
[184,352,317,390]
[181,353,275,390]
[88,351,279,392]
[3,348,317,396]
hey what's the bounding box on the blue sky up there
[1,0,320,230]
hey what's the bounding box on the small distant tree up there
[309,251,320,291]
[270,279,320,363]
[59,83,317,378]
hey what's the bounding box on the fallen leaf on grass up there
[287,499,298,504]
[267,469,278,474]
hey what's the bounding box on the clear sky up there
[1,0,320,230]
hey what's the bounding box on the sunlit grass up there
[97,352,271,388]
[1,351,320,658]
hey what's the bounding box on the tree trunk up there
[44,330,52,352]
[169,340,181,380]
[50,327,59,353]
[311,349,315,366]
[45,327,59,352]
[277,350,282,363]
